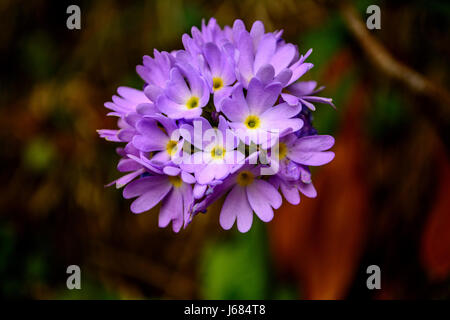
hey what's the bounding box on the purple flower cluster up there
[98,19,335,233]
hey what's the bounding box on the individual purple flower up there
[286,134,335,166]
[97,86,152,144]
[123,172,193,232]
[137,50,175,103]
[269,133,335,181]
[222,78,303,146]
[180,116,243,184]
[157,63,210,119]
[202,43,236,111]
[132,115,183,167]
[219,166,282,233]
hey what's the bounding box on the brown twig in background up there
[338,2,450,107]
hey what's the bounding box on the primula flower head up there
[98,18,335,233]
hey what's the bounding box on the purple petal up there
[149,151,171,166]
[274,69,293,87]
[159,188,183,232]
[136,103,157,115]
[112,95,134,109]
[222,90,249,122]
[262,118,303,135]
[144,84,164,103]
[193,183,207,199]
[232,20,246,40]
[117,158,142,172]
[293,135,335,151]
[299,98,316,111]
[203,42,222,75]
[157,95,197,119]
[127,154,163,174]
[123,175,168,198]
[180,117,212,149]
[254,34,276,72]
[118,129,135,142]
[176,63,205,100]
[220,185,253,233]
[287,62,314,86]
[125,112,141,127]
[196,163,230,184]
[280,181,300,205]
[289,150,335,166]
[270,43,296,74]
[107,168,144,189]
[260,102,301,121]
[104,102,129,114]
[129,183,172,214]
[255,64,275,84]
[299,48,312,64]
[281,93,300,106]
[117,87,149,104]
[288,81,317,96]
[303,96,335,108]
[288,135,335,166]
[236,31,255,86]
[166,68,191,103]
[150,114,179,136]
[181,171,196,184]
[163,166,181,176]
[250,20,265,47]
[299,181,317,198]
[97,129,120,142]
[132,131,167,152]
[181,183,194,227]
[247,179,282,222]
[213,86,233,111]
[246,78,282,115]
[288,61,314,85]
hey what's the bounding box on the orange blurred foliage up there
[421,150,450,280]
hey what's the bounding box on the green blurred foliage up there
[300,15,346,79]
[200,221,270,299]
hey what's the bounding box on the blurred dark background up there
[0,0,449,299]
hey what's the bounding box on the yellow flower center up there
[166,140,178,155]
[168,175,183,188]
[186,96,199,109]
[236,170,254,187]
[212,77,224,91]
[244,115,260,130]
[210,146,226,160]
[277,142,288,160]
